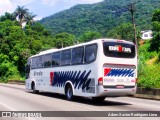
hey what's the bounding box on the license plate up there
[116,85,124,89]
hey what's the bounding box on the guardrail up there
[134,87,160,100]
[8,80,25,85]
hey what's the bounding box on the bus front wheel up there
[65,84,73,101]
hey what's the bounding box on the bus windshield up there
[103,42,136,58]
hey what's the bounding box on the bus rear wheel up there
[32,82,39,94]
[65,84,73,101]
[92,97,106,102]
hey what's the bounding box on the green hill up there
[40,0,160,37]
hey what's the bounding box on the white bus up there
[25,39,137,101]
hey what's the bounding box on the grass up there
[138,40,160,89]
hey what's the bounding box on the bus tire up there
[65,84,73,101]
[92,97,106,102]
[32,82,39,94]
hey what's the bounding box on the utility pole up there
[127,0,142,47]
[128,3,137,45]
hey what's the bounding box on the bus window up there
[31,57,37,69]
[103,42,135,58]
[37,56,44,68]
[72,47,84,65]
[61,49,71,65]
[85,44,97,63]
[44,54,52,67]
[52,52,61,66]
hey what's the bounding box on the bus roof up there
[30,38,135,58]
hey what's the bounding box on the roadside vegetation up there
[0,7,55,82]
[138,9,160,89]
[0,6,159,89]
[138,41,160,89]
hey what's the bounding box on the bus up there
[25,39,137,101]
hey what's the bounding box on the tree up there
[106,23,134,41]
[25,12,37,26]
[150,9,160,53]
[152,9,160,22]
[54,32,75,48]
[14,6,29,27]
[0,12,15,22]
[79,31,101,43]
[0,12,55,81]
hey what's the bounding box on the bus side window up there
[31,57,37,69]
[52,52,61,66]
[61,49,71,65]
[85,44,97,63]
[44,54,52,67]
[72,47,84,64]
[37,56,44,68]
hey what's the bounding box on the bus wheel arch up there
[64,81,74,101]
[31,81,39,94]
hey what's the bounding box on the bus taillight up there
[131,78,138,83]
[131,79,136,82]
[98,77,103,86]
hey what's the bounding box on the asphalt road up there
[0,83,160,120]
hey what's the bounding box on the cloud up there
[0,0,36,16]
[34,16,43,21]
[0,0,12,15]
[40,0,103,6]
[11,0,35,6]
[41,0,57,6]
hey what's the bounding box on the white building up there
[141,30,153,40]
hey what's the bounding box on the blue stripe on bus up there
[51,70,92,90]
[105,69,134,77]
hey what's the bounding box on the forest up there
[0,5,81,82]
[40,0,160,37]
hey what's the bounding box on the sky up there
[0,0,103,20]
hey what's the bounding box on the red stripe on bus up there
[104,68,111,76]
[50,72,54,85]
